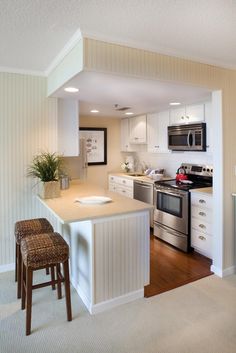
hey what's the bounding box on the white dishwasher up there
[133,180,154,227]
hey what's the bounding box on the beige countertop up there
[38,180,153,224]
[190,187,213,195]
[109,172,171,184]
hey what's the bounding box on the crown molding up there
[0,66,45,77]
[45,28,82,76]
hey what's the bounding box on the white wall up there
[130,150,213,178]
[0,73,58,269]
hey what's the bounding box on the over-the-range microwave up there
[168,122,206,151]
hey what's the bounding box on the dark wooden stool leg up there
[46,266,49,275]
[63,260,72,321]
[15,242,18,282]
[26,267,33,336]
[17,244,22,299]
[50,265,56,290]
[21,261,26,310]
[56,264,62,299]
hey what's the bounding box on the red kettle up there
[176,167,188,181]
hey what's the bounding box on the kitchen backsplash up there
[123,151,213,178]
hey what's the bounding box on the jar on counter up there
[59,175,70,189]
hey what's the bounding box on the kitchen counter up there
[109,172,170,184]
[38,179,153,224]
[190,187,213,195]
[38,179,150,314]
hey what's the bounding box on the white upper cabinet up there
[170,103,205,125]
[129,115,147,144]
[147,111,170,153]
[120,118,135,152]
[57,99,79,156]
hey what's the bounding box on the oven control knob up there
[211,169,213,173]
[203,168,206,171]
[207,168,210,172]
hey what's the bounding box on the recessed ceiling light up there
[125,112,134,115]
[169,102,181,106]
[90,109,99,113]
[64,87,79,93]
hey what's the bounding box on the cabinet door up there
[120,118,134,152]
[156,111,170,153]
[169,107,186,125]
[58,99,79,156]
[129,115,147,144]
[147,111,169,153]
[147,113,159,152]
[185,103,205,123]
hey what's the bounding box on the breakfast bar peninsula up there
[38,180,152,314]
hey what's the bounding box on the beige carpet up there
[1,271,236,353]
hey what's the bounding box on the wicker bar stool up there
[15,218,54,299]
[21,232,72,335]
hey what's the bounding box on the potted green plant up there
[28,152,62,199]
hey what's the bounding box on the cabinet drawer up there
[116,186,133,198]
[116,177,133,188]
[191,229,212,259]
[191,217,213,235]
[191,205,212,221]
[109,175,118,184]
[191,193,212,208]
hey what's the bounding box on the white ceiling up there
[1,0,236,73]
[55,71,211,117]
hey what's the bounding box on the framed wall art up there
[80,127,107,165]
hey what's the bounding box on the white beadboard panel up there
[0,73,57,266]
[93,212,150,304]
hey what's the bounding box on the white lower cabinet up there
[109,175,134,198]
[191,191,213,259]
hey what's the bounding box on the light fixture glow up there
[90,109,99,113]
[64,87,79,93]
[125,112,134,115]
[169,102,181,106]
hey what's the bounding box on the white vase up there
[39,181,61,199]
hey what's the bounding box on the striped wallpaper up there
[0,73,58,268]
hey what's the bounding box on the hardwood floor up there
[144,234,213,297]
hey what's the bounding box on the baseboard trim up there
[211,265,236,277]
[90,289,144,315]
[71,275,144,315]
[0,263,14,273]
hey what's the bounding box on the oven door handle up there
[155,189,186,198]
[155,222,187,238]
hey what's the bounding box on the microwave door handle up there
[187,131,191,147]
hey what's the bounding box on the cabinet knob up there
[198,235,206,241]
[199,211,206,217]
[199,199,206,204]
[198,224,206,229]
[181,116,184,120]
[186,116,190,119]
[154,145,159,148]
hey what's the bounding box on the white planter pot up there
[39,181,61,199]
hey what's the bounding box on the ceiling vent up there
[114,104,131,111]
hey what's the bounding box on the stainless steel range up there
[153,163,213,252]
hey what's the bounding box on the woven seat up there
[14,218,54,299]
[21,232,72,335]
[21,232,69,269]
[15,218,53,244]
